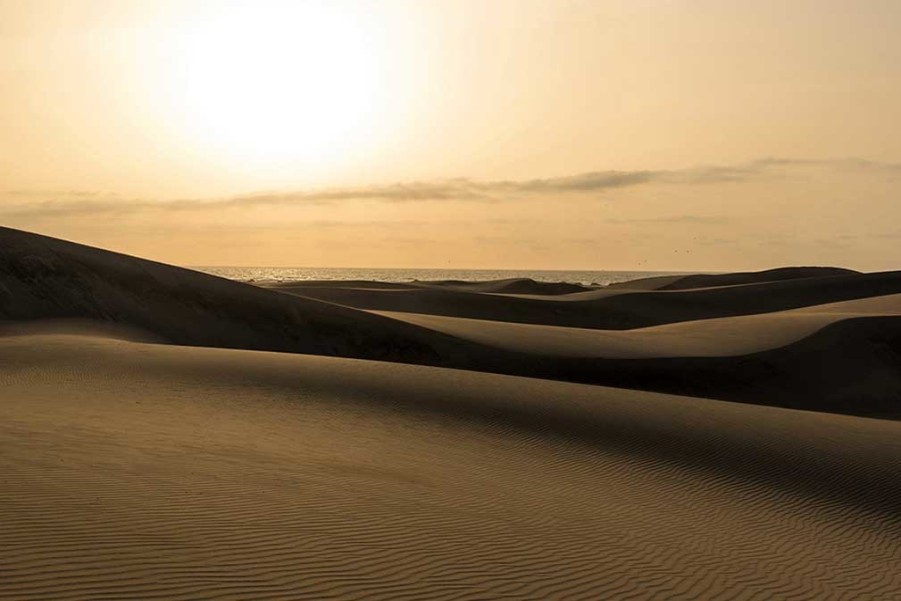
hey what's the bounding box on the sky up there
[2,0,901,271]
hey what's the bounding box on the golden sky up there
[3,0,901,270]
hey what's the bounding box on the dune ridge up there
[272,277,591,295]
[412,278,592,295]
[608,266,859,291]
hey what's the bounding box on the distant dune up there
[272,277,592,295]
[608,266,859,290]
[2,226,901,599]
[413,277,593,295]
[275,268,901,330]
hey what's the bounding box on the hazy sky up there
[3,0,901,270]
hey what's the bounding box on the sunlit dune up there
[3,334,901,599]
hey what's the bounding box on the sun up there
[167,1,383,169]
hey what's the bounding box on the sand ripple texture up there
[2,335,901,600]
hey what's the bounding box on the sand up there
[375,291,901,358]
[2,226,901,599]
[607,266,859,291]
[273,268,901,330]
[3,334,901,600]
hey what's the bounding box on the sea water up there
[192,266,689,286]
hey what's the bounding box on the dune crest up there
[608,266,859,291]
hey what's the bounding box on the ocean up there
[192,266,689,286]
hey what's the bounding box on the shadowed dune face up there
[2,335,901,600]
[0,226,480,367]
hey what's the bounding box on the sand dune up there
[2,334,900,600]
[372,305,901,417]
[514,314,901,417]
[277,268,901,329]
[3,227,901,598]
[0,226,478,367]
[414,277,592,295]
[609,266,858,291]
[269,278,592,297]
[268,279,422,291]
[3,227,901,416]
[376,291,901,358]
[276,278,592,295]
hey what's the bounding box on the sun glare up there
[167,2,383,169]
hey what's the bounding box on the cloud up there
[5,189,119,199]
[752,157,901,177]
[606,215,729,225]
[5,157,901,221]
[1,198,152,220]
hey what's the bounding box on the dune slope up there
[1,334,900,600]
[371,293,901,417]
[377,292,901,359]
[0,226,478,367]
